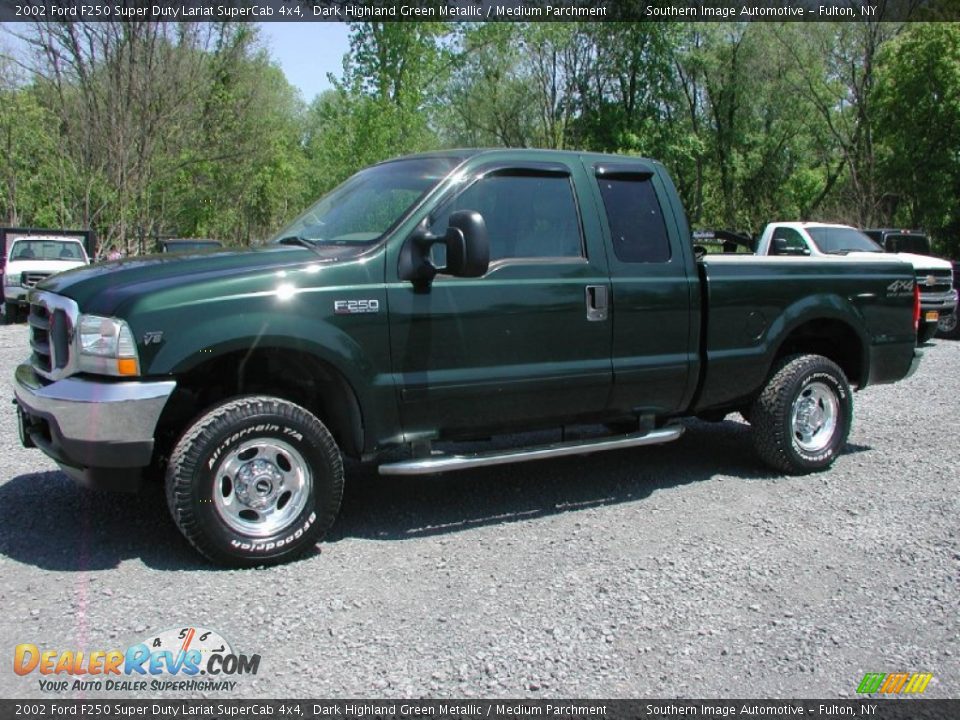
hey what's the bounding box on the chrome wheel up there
[939,312,957,333]
[213,438,311,537]
[790,381,838,453]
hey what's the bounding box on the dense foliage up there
[2,20,959,258]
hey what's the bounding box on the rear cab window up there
[594,171,671,264]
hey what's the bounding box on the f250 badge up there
[334,299,380,315]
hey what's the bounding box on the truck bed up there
[694,254,918,412]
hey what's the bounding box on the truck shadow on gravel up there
[329,419,872,543]
[0,419,872,569]
[0,471,207,571]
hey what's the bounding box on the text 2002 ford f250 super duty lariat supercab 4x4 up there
[13,150,922,566]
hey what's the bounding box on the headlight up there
[77,314,140,377]
[3,273,20,287]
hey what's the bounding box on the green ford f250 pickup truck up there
[13,150,922,566]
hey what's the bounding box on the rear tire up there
[751,354,852,474]
[165,396,344,567]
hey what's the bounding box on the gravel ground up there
[0,322,956,700]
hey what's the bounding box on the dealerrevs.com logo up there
[14,627,260,693]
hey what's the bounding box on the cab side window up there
[771,227,807,254]
[597,178,671,263]
[431,174,583,261]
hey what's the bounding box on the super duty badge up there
[334,299,380,314]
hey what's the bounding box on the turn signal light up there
[117,358,139,376]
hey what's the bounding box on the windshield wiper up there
[278,235,319,247]
[277,236,325,256]
[825,249,853,255]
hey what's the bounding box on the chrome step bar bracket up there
[379,425,685,476]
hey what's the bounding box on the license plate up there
[925,310,940,322]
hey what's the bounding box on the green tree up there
[775,21,904,227]
[0,78,71,227]
[874,23,960,256]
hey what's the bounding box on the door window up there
[431,174,583,261]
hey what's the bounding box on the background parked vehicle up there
[863,228,933,255]
[0,227,96,264]
[935,261,960,339]
[157,238,224,253]
[2,233,92,324]
[861,229,960,340]
[755,222,956,344]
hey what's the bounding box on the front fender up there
[124,274,396,448]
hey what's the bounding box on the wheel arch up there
[154,346,365,466]
[769,315,867,389]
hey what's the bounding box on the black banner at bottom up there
[1,699,958,720]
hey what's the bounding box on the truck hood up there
[4,259,88,277]
[846,251,952,272]
[36,245,357,315]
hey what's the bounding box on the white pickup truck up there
[3,236,90,323]
[755,222,957,343]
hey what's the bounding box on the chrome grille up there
[915,269,953,295]
[28,303,52,373]
[28,291,79,382]
[22,272,52,288]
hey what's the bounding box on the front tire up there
[937,311,960,340]
[751,354,852,474]
[3,302,17,325]
[165,396,344,567]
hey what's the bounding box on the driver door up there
[387,160,613,438]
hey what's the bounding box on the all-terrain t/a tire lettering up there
[751,354,852,474]
[165,396,344,567]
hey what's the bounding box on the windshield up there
[272,156,465,246]
[9,239,86,261]
[807,227,883,254]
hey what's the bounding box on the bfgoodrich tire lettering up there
[165,396,344,567]
[751,354,852,474]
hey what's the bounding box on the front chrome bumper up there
[919,288,958,313]
[14,363,176,489]
[3,286,28,304]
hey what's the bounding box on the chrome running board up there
[379,425,684,476]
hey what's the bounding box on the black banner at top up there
[1,0,958,23]
[2,699,960,720]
